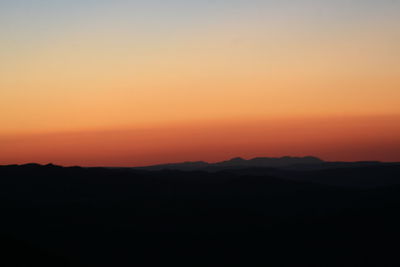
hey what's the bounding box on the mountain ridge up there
[136,156,324,171]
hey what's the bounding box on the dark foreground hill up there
[1,163,400,266]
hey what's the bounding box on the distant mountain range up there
[136,156,322,171]
[135,156,390,171]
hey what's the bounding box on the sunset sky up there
[1,0,400,166]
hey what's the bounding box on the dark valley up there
[1,158,400,266]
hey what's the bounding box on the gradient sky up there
[1,0,400,166]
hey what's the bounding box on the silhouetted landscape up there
[1,157,400,266]
[2,0,400,265]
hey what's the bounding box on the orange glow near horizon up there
[1,1,400,165]
[1,115,399,166]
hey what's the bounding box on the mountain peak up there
[228,157,245,162]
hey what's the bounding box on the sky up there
[1,0,400,166]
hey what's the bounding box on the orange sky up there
[1,115,399,166]
[1,1,400,166]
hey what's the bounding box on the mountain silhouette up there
[1,159,400,266]
[138,156,324,171]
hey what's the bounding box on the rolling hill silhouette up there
[1,158,400,266]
